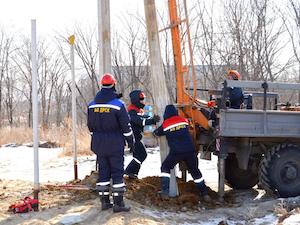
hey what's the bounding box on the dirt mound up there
[75,172,234,211]
[125,176,233,211]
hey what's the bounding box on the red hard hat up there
[227,70,241,80]
[100,73,116,86]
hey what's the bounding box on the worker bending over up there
[154,104,211,202]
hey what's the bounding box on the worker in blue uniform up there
[153,104,211,202]
[124,90,160,179]
[205,70,244,128]
[87,73,134,213]
[226,70,244,109]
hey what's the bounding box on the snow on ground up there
[282,214,300,225]
[0,145,292,225]
[0,146,163,182]
[0,146,218,185]
[0,146,95,182]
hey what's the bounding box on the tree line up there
[0,0,299,128]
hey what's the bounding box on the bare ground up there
[0,173,293,225]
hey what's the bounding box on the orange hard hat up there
[227,70,241,80]
[100,73,116,87]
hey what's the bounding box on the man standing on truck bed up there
[204,70,244,126]
[226,70,244,109]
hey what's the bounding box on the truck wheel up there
[259,144,300,197]
[225,154,259,189]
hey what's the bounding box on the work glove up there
[116,93,123,99]
[152,114,161,123]
[225,100,231,108]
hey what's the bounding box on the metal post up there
[31,19,39,203]
[68,35,78,180]
[262,81,268,111]
[218,157,225,199]
[216,132,225,200]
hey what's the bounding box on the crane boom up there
[168,0,209,133]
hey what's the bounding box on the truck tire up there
[225,154,259,189]
[259,144,300,197]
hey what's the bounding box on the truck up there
[167,0,300,198]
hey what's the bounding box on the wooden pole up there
[144,0,178,197]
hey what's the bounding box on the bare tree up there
[194,1,226,89]
[12,38,33,127]
[0,30,13,126]
[4,68,17,126]
[39,49,68,128]
[118,15,151,94]
[55,25,100,126]
[193,0,292,85]
[111,31,129,96]
[282,0,300,101]
[73,25,99,98]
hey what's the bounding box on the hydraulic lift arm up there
[168,0,209,135]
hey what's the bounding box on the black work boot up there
[202,194,212,203]
[196,181,212,203]
[112,187,130,213]
[97,184,112,211]
[113,195,131,213]
[158,176,170,199]
[100,196,113,210]
[125,160,140,179]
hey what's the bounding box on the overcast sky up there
[0,0,167,36]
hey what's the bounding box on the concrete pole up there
[98,0,112,75]
[298,63,300,104]
[144,0,178,197]
[31,19,40,201]
[97,0,104,77]
[68,35,78,180]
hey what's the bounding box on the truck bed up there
[219,109,300,138]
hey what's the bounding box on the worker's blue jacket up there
[87,88,134,155]
[227,87,244,109]
[127,90,156,142]
[154,105,195,154]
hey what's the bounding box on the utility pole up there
[298,63,300,104]
[144,0,178,197]
[68,35,78,180]
[97,0,112,76]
